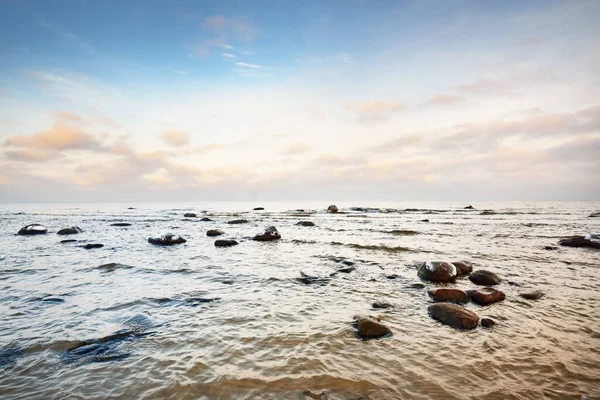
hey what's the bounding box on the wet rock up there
[452,260,473,276]
[221,280,234,285]
[354,315,392,339]
[111,222,131,227]
[206,229,225,237]
[417,261,457,283]
[57,226,82,235]
[336,265,356,273]
[467,287,505,305]
[17,224,47,235]
[385,274,400,280]
[469,270,501,285]
[253,226,281,241]
[253,207,265,210]
[148,234,186,246]
[428,288,469,304]
[544,246,558,250]
[227,219,248,224]
[588,211,600,218]
[96,263,134,273]
[296,221,315,227]
[214,239,238,247]
[420,219,430,222]
[83,243,104,249]
[298,390,329,400]
[200,217,213,222]
[558,235,600,250]
[372,301,393,309]
[183,213,197,218]
[428,303,479,330]
[409,282,426,289]
[480,210,496,215]
[60,239,78,243]
[0,344,22,368]
[296,271,329,285]
[127,207,135,210]
[327,205,339,213]
[519,289,545,300]
[183,297,220,306]
[464,205,475,209]
[481,318,496,328]
[40,296,65,303]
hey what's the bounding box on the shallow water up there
[0,201,599,400]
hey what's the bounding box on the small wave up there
[386,229,419,235]
[291,239,318,245]
[330,241,411,253]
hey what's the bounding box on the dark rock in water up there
[464,205,475,209]
[297,271,329,285]
[183,213,197,218]
[354,315,392,339]
[327,204,339,213]
[428,288,469,304]
[519,289,545,300]
[418,261,457,282]
[60,239,78,243]
[148,234,186,246]
[588,212,600,218]
[57,226,82,235]
[559,235,600,250]
[428,303,479,330]
[41,296,65,303]
[253,207,265,210]
[296,221,315,227]
[200,217,213,222]
[0,344,22,368]
[83,243,104,249]
[127,207,135,210]
[207,229,225,237]
[221,280,234,285]
[469,270,501,285]
[253,226,281,241]
[544,246,558,250]
[372,301,393,309]
[17,224,47,235]
[467,287,505,306]
[420,219,430,222]
[452,260,473,276]
[481,318,496,328]
[215,239,238,247]
[227,219,248,224]
[96,263,134,273]
[183,297,219,306]
[409,282,426,289]
[480,210,496,215]
[111,222,131,227]
[385,274,400,280]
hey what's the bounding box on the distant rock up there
[127,207,135,210]
[409,282,426,289]
[148,234,186,246]
[464,205,475,209]
[428,303,479,330]
[519,289,545,300]
[480,318,496,328]
[417,261,457,282]
[428,288,469,304]
[543,246,558,251]
[83,243,104,249]
[588,211,600,218]
[57,226,82,235]
[372,301,393,309]
[469,270,501,285]
[327,205,339,213]
[200,217,213,222]
[206,229,224,237]
[17,224,47,235]
[336,265,355,273]
[467,287,505,305]
[227,219,248,224]
[214,239,238,247]
[96,263,134,273]
[452,260,473,276]
[111,222,131,227]
[297,271,329,285]
[253,207,265,211]
[60,239,78,243]
[558,235,600,249]
[296,221,315,227]
[480,210,496,215]
[354,315,391,339]
[253,226,281,241]
[420,219,430,222]
[183,213,197,218]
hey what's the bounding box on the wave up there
[330,241,411,253]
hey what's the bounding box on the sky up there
[0,0,599,202]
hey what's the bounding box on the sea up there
[0,201,599,400]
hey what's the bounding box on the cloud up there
[240,50,255,56]
[4,149,56,162]
[195,15,260,56]
[160,130,191,147]
[5,124,103,152]
[425,94,465,106]
[54,110,84,123]
[236,62,262,69]
[221,53,236,59]
[344,100,404,122]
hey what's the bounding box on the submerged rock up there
[428,303,479,330]
[206,229,225,237]
[110,222,131,227]
[148,234,186,246]
[183,213,197,218]
[588,212,600,218]
[17,224,47,235]
[214,239,238,247]
[452,260,473,276]
[409,282,426,289]
[327,205,339,213]
[200,217,213,222]
[519,289,545,300]
[428,288,469,304]
[481,318,496,328]
[354,315,392,339]
[467,287,505,305]
[543,246,558,251]
[417,261,457,282]
[83,243,104,249]
[296,271,329,285]
[464,205,475,209]
[372,301,393,309]
[96,263,134,273]
[60,239,78,243]
[420,219,430,222]
[253,207,265,210]
[469,270,501,285]
[57,226,83,235]
[253,226,281,241]
[559,235,600,249]
[227,219,248,224]
[296,221,315,227]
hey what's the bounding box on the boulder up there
[464,205,475,209]
[200,217,213,222]
[148,234,186,246]
[467,287,505,305]
[480,318,496,328]
[83,243,104,249]
[558,235,600,249]
[215,239,238,247]
[469,270,501,285]
[253,207,265,211]
[57,226,83,235]
[227,219,248,224]
[327,205,339,213]
[253,226,281,241]
[519,290,544,300]
[111,222,131,227]
[372,301,393,309]
[409,283,426,289]
[417,261,457,282]
[296,221,315,227]
[17,224,47,235]
[427,303,479,330]
[354,316,391,339]
[428,288,469,304]
[183,213,197,218]
[206,229,225,237]
[452,260,473,276]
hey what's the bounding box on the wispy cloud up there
[195,15,261,56]
[236,62,262,69]
[221,52,236,60]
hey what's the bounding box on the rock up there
[519,289,544,300]
[464,205,475,209]
[337,265,355,273]
[200,217,213,222]
[297,271,329,285]
[111,222,131,227]
[214,239,238,247]
[428,288,469,304]
[57,226,82,235]
[17,224,47,235]
[410,283,426,289]
[183,213,197,218]
[481,318,496,328]
[296,221,315,227]
[428,303,479,330]
[253,207,265,210]
[420,219,430,222]
[206,229,225,237]
[544,246,558,250]
[299,390,330,400]
[469,270,501,285]
[227,219,248,224]
[372,301,393,309]
[253,226,281,241]
[127,207,135,210]
[83,243,104,249]
[588,212,600,218]
[452,260,473,276]
[354,316,391,339]
[327,205,339,213]
[96,263,134,273]
[480,210,495,215]
[467,287,505,305]
[60,239,78,243]
[417,261,457,282]
[385,274,400,280]
[559,235,600,249]
[148,234,186,246]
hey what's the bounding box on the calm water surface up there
[0,201,599,400]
